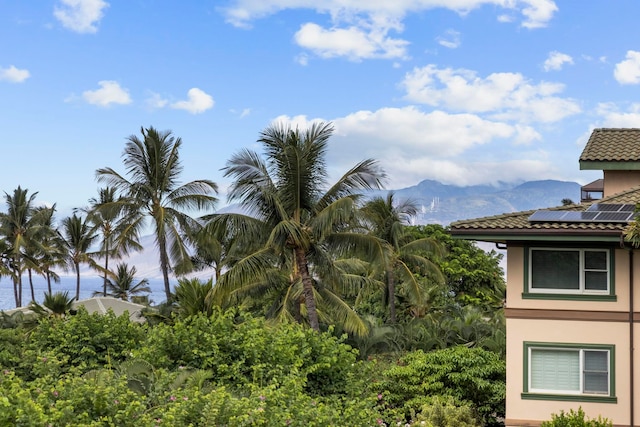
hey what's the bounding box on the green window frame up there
[522,342,617,403]
[523,247,616,301]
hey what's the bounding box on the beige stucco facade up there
[504,246,640,426]
[604,171,640,198]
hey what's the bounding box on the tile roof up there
[449,184,640,241]
[580,128,640,162]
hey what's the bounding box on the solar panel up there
[587,203,637,212]
[529,209,636,223]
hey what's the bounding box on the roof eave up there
[580,161,640,170]
[450,228,623,244]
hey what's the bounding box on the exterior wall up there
[506,246,629,312]
[603,170,640,197]
[505,318,631,426]
[504,246,640,426]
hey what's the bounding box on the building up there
[450,128,640,427]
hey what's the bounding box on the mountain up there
[392,179,581,225]
[77,179,580,279]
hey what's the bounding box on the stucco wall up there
[505,318,631,426]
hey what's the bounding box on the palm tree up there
[0,187,46,307]
[361,192,445,323]
[83,187,143,296]
[96,126,218,302]
[29,291,75,318]
[212,121,385,332]
[61,213,99,300]
[32,206,67,295]
[93,262,151,301]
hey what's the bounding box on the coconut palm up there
[0,187,49,307]
[82,187,143,296]
[212,121,385,333]
[29,291,75,318]
[61,213,99,300]
[93,262,151,301]
[361,192,445,323]
[96,126,218,302]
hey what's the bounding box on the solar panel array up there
[529,203,638,223]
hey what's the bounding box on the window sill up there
[521,393,617,404]
[522,293,616,302]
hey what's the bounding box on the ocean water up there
[0,275,171,311]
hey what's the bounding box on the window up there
[523,343,616,403]
[529,248,609,294]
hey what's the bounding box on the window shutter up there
[531,349,580,392]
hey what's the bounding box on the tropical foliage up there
[0,122,509,425]
[96,126,218,301]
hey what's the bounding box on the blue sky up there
[2,0,640,217]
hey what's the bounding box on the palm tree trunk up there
[12,274,19,308]
[103,250,109,297]
[157,233,172,302]
[387,268,396,324]
[74,262,81,301]
[28,269,35,302]
[46,271,52,294]
[295,247,320,331]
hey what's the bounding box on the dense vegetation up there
[1,308,506,426]
[0,122,509,425]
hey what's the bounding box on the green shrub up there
[135,311,358,395]
[21,307,145,378]
[380,346,505,425]
[541,407,612,427]
[415,397,481,427]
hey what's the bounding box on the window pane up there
[531,250,580,290]
[585,251,607,270]
[531,349,579,391]
[584,351,609,394]
[585,272,608,291]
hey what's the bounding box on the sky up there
[3,0,640,218]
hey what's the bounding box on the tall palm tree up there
[213,121,385,332]
[33,206,67,295]
[93,262,151,301]
[96,126,218,302]
[0,187,46,307]
[361,192,445,323]
[61,213,99,300]
[82,187,143,296]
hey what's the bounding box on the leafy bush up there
[411,397,480,426]
[135,311,358,395]
[380,346,505,425]
[541,407,612,427]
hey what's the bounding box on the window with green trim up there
[529,248,609,294]
[524,343,615,401]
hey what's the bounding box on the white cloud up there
[614,50,640,84]
[223,1,557,61]
[240,108,251,118]
[294,22,409,60]
[82,80,131,106]
[54,0,109,34]
[437,29,461,49]
[145,92,169,109]
[543,51,573,71]
[223,1,557,29]
[270,108,555,188]
[596,102,640,127]
[401,64,581,122]
[520,0,558,29]
[0,65,30,83]
[171,88,214,114]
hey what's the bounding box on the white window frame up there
[528,248,610,294]
[527,347,611,396]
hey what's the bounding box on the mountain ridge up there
[78,179,581,279]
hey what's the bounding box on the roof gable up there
[580,128,640,170]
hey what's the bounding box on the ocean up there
[0,275,171,311]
